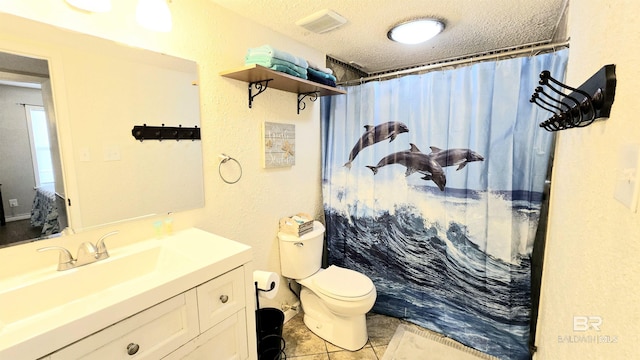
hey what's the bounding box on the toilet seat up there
[309,265,374,301]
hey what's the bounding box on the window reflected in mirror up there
[0,53,67,247]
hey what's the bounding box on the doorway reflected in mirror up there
[0,53,66,247]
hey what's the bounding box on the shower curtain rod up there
[339,40,570,85]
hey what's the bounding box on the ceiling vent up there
[295,9,347,34]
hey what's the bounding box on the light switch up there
[103,145,121,161]
[613,143,640,211]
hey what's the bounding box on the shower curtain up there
[321,49,568,360]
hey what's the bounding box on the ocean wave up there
[324,207,532,359]
[323,170,542,264]
[322,164,545,359]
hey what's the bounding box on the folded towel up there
[307,60,334,75]
[246,60,308,79]
[270,64,308,79]
[245,54,308,76]
[307,67,337,82]
[246,45,309,69]
[307,70,336,87]
[245,59,307,79]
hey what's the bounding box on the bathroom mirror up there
[0,13,204,247]
[0,52,67,247]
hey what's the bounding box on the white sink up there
[0,228,252,360]
[0,244,191,327]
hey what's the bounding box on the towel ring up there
[218,154,242,184]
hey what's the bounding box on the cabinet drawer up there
[50,290,199,360]
[196,267,245,331]
[162,310,249,360]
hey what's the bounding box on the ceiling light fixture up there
[136,0,172,32]
[64,0,112,13]
[387,18,445,45]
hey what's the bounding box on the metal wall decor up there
[131,124,201,141]
[530,64,616,131]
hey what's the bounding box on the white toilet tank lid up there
[312,265,374,298]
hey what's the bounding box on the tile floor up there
[281,312,433,360]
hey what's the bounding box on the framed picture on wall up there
[262,121,295,168]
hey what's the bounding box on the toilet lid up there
[312,265,374,298]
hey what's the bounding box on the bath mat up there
[381,324,498,360]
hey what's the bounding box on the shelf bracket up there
[248,79,272,108]
[297,91,319,114]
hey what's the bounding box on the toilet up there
[278,221,377,351]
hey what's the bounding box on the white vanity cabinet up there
[2,229,257,360]
[163,309,249,360]
[42,266,254,360]
[49,291,200,359]
[164,267,251,360]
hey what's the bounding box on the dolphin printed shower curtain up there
[321,49,568,360]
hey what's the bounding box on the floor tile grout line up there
[283,312,405,359]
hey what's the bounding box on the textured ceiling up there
[210,0,568,74]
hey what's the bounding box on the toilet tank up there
[278,221,325,279]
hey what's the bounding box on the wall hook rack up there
[131,124,201,142]
[530,64,616,131]
[297,91,319,114]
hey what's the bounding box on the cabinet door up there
[162,311,249,360]
[50,290,199,360]
[196,267,245,332]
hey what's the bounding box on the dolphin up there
[428,147,485,170]
[366,143,446,191]
[343,121,409,169]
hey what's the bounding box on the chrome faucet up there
[37,246,75,271]
[75,241,99,266]
[96,231,118,260]
[38,231,119,271]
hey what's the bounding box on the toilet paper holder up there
[253,269,279,310]
[254,281,276,310]
[255,281,276,292]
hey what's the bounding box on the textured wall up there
[535,1,640,358]
[0,0,325,308]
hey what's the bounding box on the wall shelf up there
[220,64,346,113]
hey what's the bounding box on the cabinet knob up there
[127,343,140,355]
[220,294,229,303]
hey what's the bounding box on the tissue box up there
[279,213,314,236]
